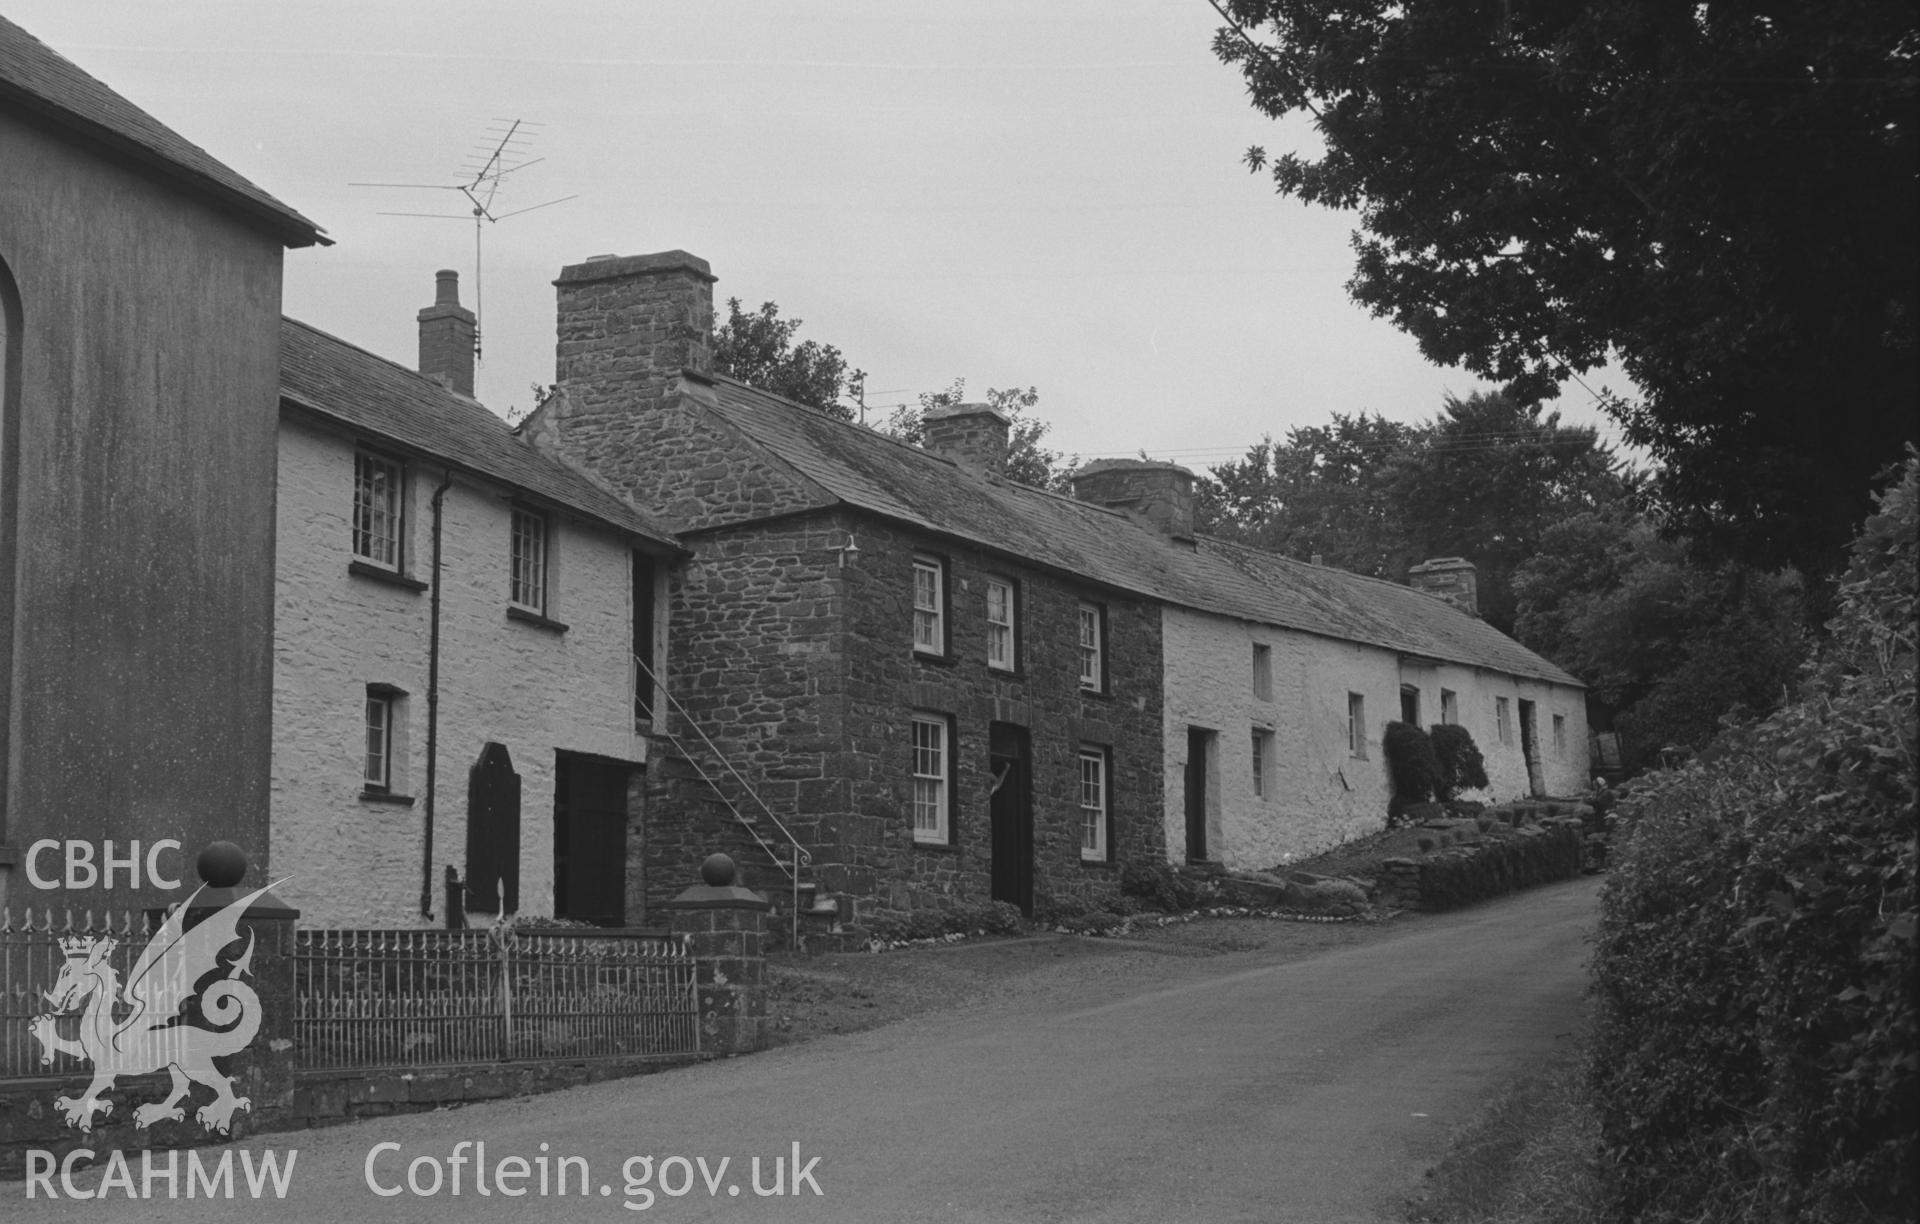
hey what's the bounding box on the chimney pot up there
[417,269,476,397]
[921,403,1011,476]
[1070,458,1198,540]
[1408,556,1480,617]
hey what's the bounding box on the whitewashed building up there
[271,273,683,927]
[1067,460,1590,872]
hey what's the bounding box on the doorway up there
[988,723,1033,916]
[465,742,522,916]
[1517,700,1547,797]
[1185,727,1215,863]
[553,751,634,927]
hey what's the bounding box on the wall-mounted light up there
[839,532,861,568]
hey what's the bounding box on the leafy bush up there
[1428,723,1490,799]
[1588,453,1918,1224]
[1383,721,1444,824]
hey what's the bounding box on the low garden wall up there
[1374,805,1585,911]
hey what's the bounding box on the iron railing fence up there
[0,907,156,1080]
[294,925,698,1071]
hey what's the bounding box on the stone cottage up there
[0,15,325,912]
[272,271,684,927]
[526,249,1587,925]
[525,252,1166,926]
[1071,459,1592,871]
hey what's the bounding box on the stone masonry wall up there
[643,509,1165,923]
[836,519,1163,919]
[641,513,853,911]
[529,378,823,534]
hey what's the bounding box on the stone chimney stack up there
[921,403,1010,476]
[417,269,476,396]
[1409,557,1479,617]
[553,250,715,418]
[1070,458,1197,541]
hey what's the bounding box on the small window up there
[510,508,548,614]
[1252,644,1273,702]
[1252,729,1275,799]
[911,714,950,844]
[1347,693,1367,759]
[986,578,1015,671]
[1440,689,1458,726]
[1496,697,1513,745]
[913,556,945,655]
[353,451,404,570]
[1400,684,1421,725]
[364,688,395,789]
[1078,747,1109,862]
[1078,602,1105,692]
[1553,714,1566,759]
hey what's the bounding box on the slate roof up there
[0,15,324,247]
[280,318,682,552]
[704,374,1581,687]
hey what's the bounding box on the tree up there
[881,378,1077,492]
[712,298,864,419]
[1211,0,1917,583]
[1196,410,1423,580]
[1392,392,1637,630]
[1197,391,1635,632]
[1511,509,1807,757]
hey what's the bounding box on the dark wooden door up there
[465,742,521,915]
[988,722,1033,916]
[553,752,632,927]
[1185,727,1210,862]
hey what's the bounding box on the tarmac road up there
[14,876,1599,1223]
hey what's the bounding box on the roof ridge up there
[707,370,1131,515]
[708,371,963,465]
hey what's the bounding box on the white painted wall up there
[273,414,642,927]
[1160,606,1590,870]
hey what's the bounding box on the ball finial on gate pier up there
[196,840,249,888]
[700,853,738,888]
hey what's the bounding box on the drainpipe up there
[421,467,454,917]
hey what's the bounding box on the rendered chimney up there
[922,403,1010,476]
[1070,458,1198,541]
[417,269,476,396]
[1409,556,1480,617]
[553,250,715,418]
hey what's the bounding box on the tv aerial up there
[351,119,577,366]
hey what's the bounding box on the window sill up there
[1078,856,1114,869]
[360,788,416,807]
[912,837,958,853]
[912,650,956,668]
[987,664,1024,679]
[349,561,428,592]
[506,606,570,633]
[1078,686,1111,701]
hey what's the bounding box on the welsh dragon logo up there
[28,883,283,1135]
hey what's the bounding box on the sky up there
[9,0,1631,472]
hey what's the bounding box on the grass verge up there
[1404,1038,1611,1224]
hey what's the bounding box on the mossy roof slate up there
[705,374,1581,688]
[0,14,324,246]
[280,318,682,552]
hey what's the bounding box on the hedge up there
[1588,454,1918,1224]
